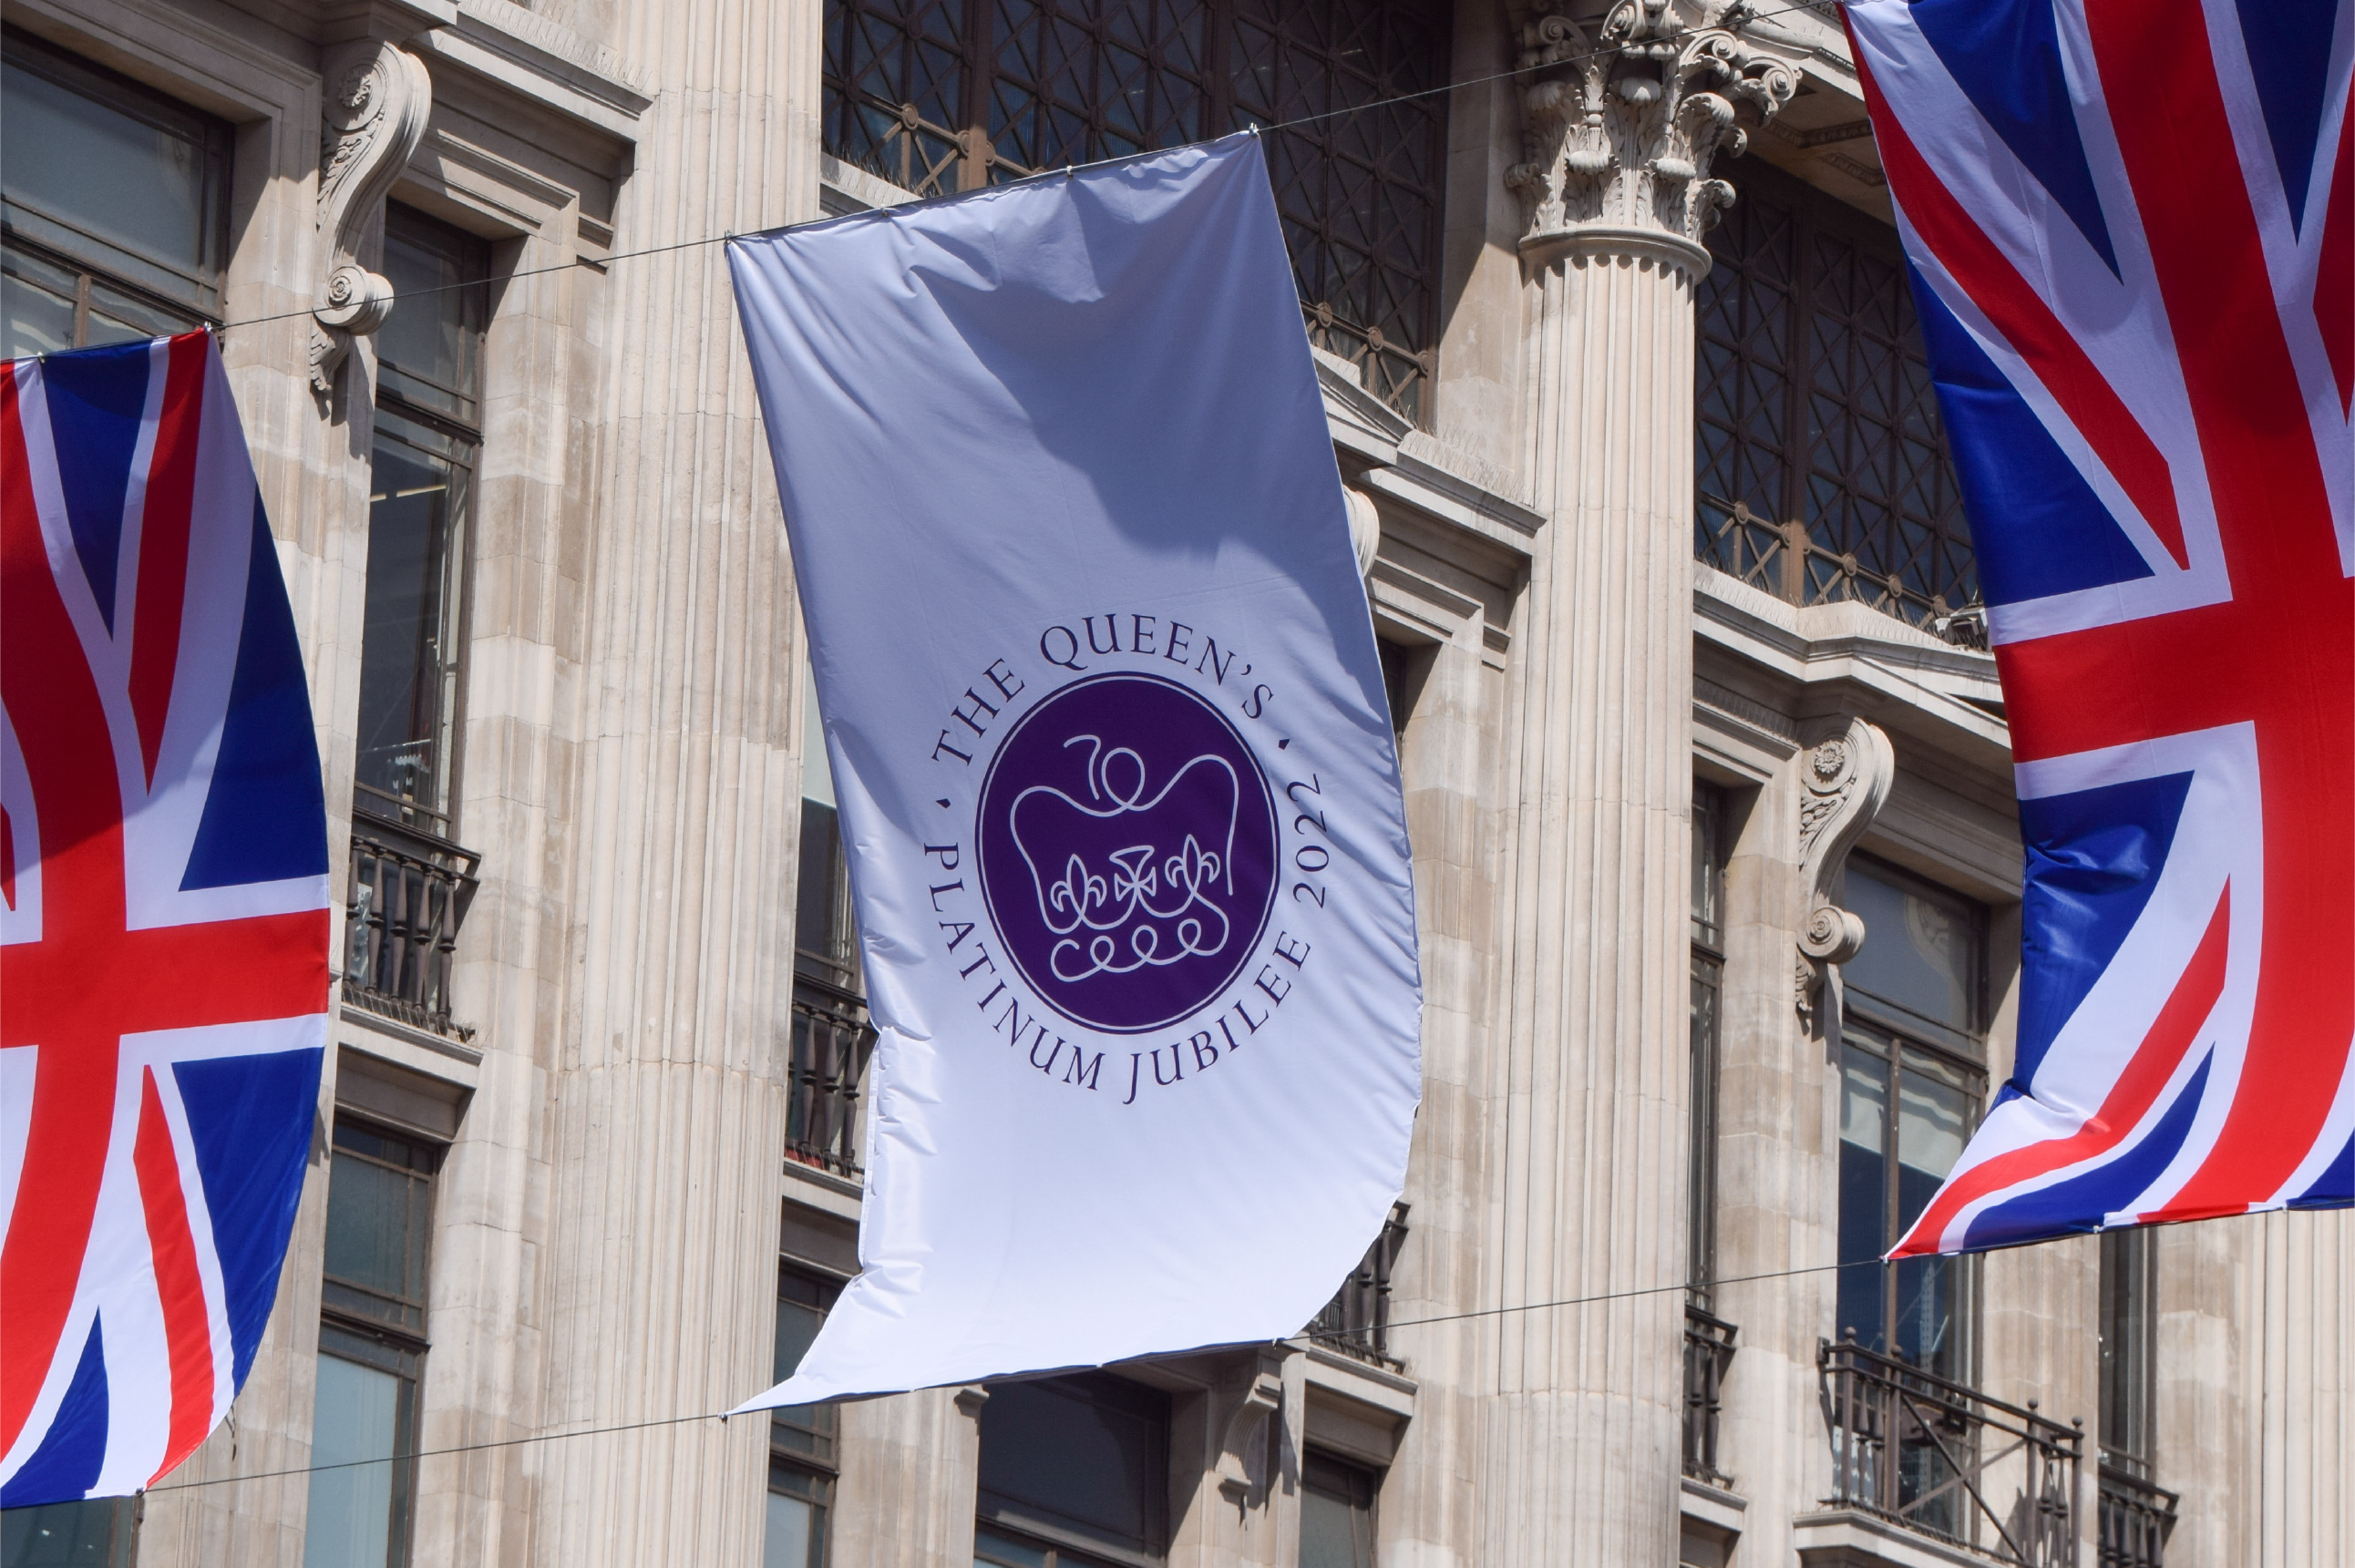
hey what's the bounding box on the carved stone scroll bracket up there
[311,38,433,400]
[1792,717,1895,1024]
[1212,1345,1291,1511]
[1509,0,1801,267]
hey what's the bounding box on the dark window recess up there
[0,1498,139,1567]
[769,1267,840,1568]
[2097,1227,2176,1567]
[306,1121,437,1568]
[819,0,1449,422]
[1683,783,1737,1489]
[976,1372,1170,1565]
[773,1268,842,1466]
[1688,782,1726,1304]
[1836,859,1986,1389]
[321,1122,437,1335]
[1695,159,1980,643]
[1299,1451,1378,1568]
[794,671,877,1177]
[1306,1201,1407,1369]
[2,27,231,356]
[346,208,490,1042]
[355,209,489,830]
[2097,1227,2154,1474]
[1375,638,1429,740]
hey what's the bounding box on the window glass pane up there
[764,1488,819,1568]
[2100,1226,2154,1470]
[1842,861,1979,1036]
[1300,1452,1377,1568]
[1690,784,1723,948]
[324,1158,420,1303]
[771,1272,838,1460]
[0,1497,137,1566]
[322,1124,432,1331]
[356,424,468,816]
[83,281,188,346]
[0,53,219,298]
[775,1296,824,1381]
[1892,1045,1972,1376]
[303,1341,414,1568]
[801,663,837,809]
[977,1373,1168,1555]
[1895,1048,1970,1233]
[1892,1253,1967,1379]
[376,210,486,423]
[796,799,857,979]
[973,1528,1050,1568]
[2,245,78,358]
[1836,1045,1889,1353]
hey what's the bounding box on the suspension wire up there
[195,0,1831,338]
[100,0,1859,1506]
[135,1252,1881,1494]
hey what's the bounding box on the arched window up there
[820,0,1450,421]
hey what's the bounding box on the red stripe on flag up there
[133,1067,214,1478]
[1857,52,2192,569]
[2083,0,2355,1215]
[2318,96,2352,417]
[0,363,126,1457]
[128,333,211,788]
[1891,884,2230,1257]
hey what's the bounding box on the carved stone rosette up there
[311,39,433,397]
[1793,717,1895,1020]
[1507,0,1799,270]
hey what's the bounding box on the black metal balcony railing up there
[1819,1334,2082,1568]
[345,794,479,1041]
[1306,1203,1410,1370]
[787,961,875,1179]
[1683,1302,1739,1488]
[2098,1463,2178,1568]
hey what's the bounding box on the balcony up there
[1817,1335,2082,1568]
[1683,1302,1739,1488]
[787,962,875,1179]
[1305,1203,1409,1370]
[345,790,479,1040]
[2097,1464,2177,1568]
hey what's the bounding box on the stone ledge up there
[782,1156,864,1223]
[1794,1509,2005,1568]
[339,1004,484,1071]
[1681,1473,1748,1533]
[1300,1342,1416,1415]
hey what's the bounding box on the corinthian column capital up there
[1507,0,1802,277]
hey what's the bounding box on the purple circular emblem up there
[978,671,1279,1034]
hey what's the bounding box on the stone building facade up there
[0,1,2346,1566]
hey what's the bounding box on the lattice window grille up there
[819,0,1448,422]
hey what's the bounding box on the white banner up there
[728,136,1421,1406]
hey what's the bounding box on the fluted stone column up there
[525,0,824,1563]
[1480,5,1794,1561]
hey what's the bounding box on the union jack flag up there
[1839,0,2354,1255]
[1,332,329,1503]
